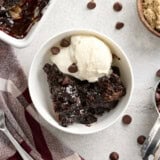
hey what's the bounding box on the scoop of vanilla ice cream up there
[50,35,112,82]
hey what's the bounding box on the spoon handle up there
[3,127,34,160]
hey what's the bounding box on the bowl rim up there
[137,0,160,37]
[28,28,134,135]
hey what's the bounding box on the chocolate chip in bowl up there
[28,29,133,134]
[51,47,60,55]
[137,0,160,37]
[60,38,71,47]
[109,152,119,160]
[68,63,78,73]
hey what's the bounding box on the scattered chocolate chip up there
[137,135,146,145]
[109,152,119,160]
[60,38,70,47]
[113,2,122,12]
[51,47,60,55]
[115,22,124,30]
[156,83,160,112]
[68,63,78,73]
[156,69,160,77]
[122,115,132,125]
[87,1,96,9]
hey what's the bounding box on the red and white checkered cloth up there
[0,41,85,160]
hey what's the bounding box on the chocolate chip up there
[137,135,146,145]
[87,1,96,9]
[60,39,70,47]
[156,69,160,77]
[122,115,132,125]
[68,63,78,73]
[115,22,124,30]
[113,2,122,12]
[109,152,119,160]
[51,47,60,55]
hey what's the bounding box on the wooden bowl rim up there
[137,0,160,37]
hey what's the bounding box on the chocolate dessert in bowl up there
[29,29,133,134]
[0,0,56,47]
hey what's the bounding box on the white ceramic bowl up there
[29,29,134,135]
[0,0,56,48]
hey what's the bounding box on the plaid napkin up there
[0,41,84,160]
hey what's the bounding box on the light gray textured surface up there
[14,0,160,159]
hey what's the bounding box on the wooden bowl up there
[137,0,160,37]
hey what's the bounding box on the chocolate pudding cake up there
[43,35,126,127]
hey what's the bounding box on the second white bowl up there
[0,0,56,48]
